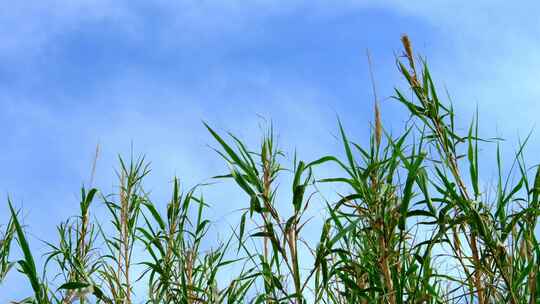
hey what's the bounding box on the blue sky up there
[2,1,540,300]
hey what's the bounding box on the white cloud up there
[2,0,540,300]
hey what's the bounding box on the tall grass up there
[1,36,539,303]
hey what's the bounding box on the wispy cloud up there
[2,0,540,299]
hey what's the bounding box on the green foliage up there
[0,212,15,283]
[1,36,539,304]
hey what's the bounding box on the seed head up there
[401,34,414,66]
[375,101,382,148]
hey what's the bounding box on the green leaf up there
[400,153,425,230]
[57,281,90,290]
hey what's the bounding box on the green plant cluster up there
[1,36,539,304]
